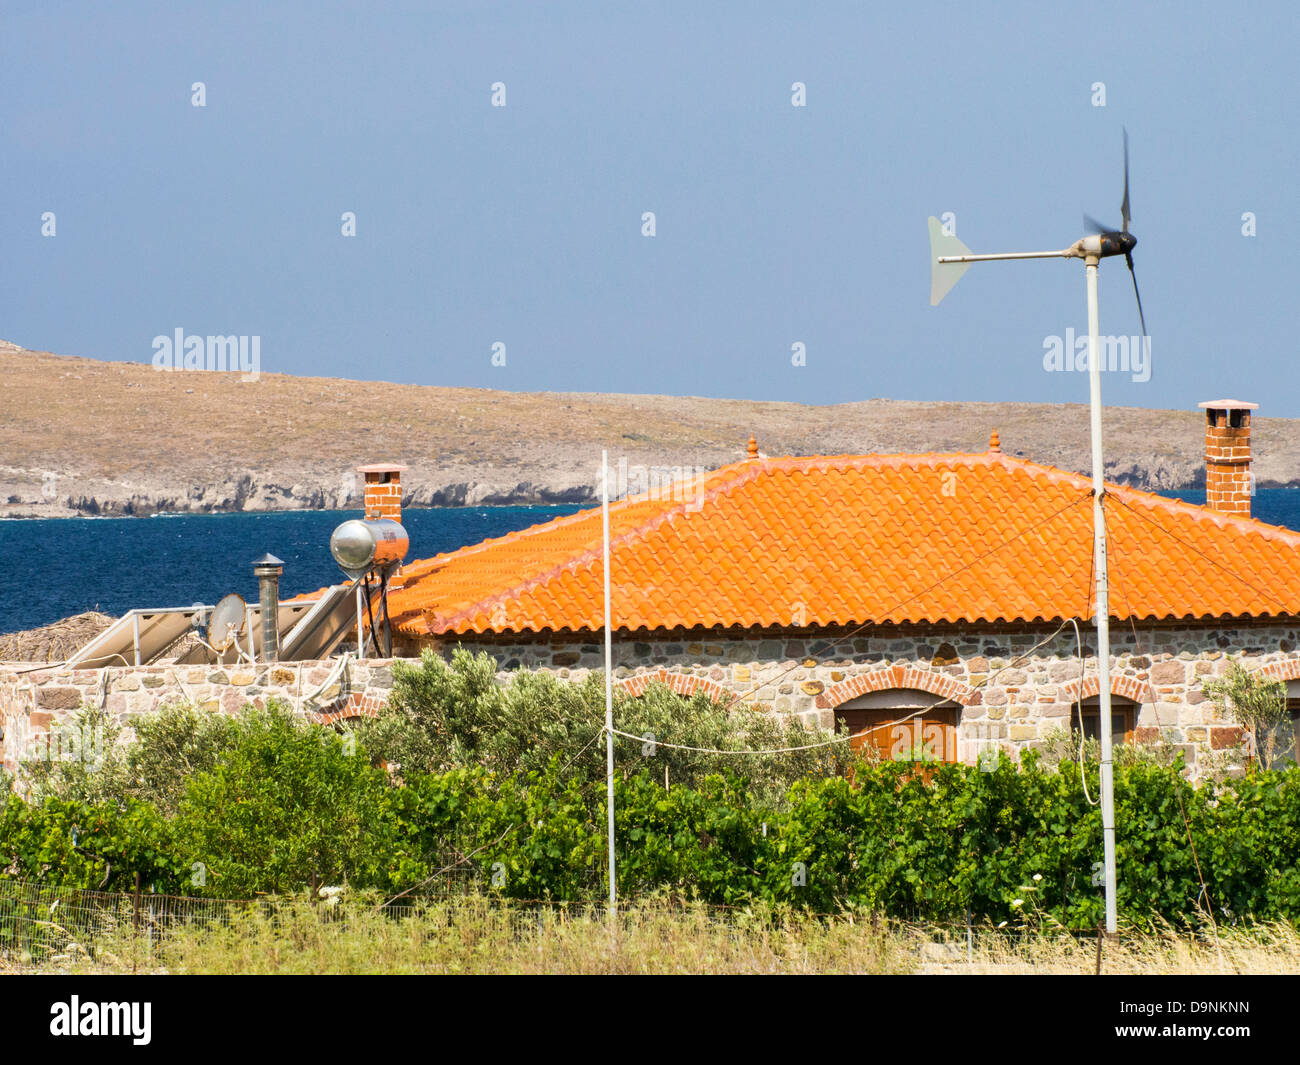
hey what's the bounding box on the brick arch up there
[814,665,975,710]
[616,669,735,705]
[312,691,387,726]
[1059,674,1151,706]
[1253,659,1300,684]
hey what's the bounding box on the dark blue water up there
[1162,488,1300,521]
[0,507,583,634]
[4,490,1300,635]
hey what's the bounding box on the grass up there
[914,920,1300,975]
[3,892,1299,975]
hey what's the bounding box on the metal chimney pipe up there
[251,553,284,662]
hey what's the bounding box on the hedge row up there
[4,736,1300,928]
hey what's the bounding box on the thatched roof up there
[0,612,116,664]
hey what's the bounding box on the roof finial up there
[988,428,1001,453]
[746,433,759,459]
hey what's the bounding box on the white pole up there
[1086,257,1118,935]
[356,584,364,658]
[602,449,616,915]
[937,249,1069,264]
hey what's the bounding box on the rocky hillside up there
[3,341,1298,518]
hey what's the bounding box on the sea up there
[2,490,1299,635]
[0,506,582,634]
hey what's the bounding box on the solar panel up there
[68,608,204,669]
[280,580,362,661]
[68,601,319,670]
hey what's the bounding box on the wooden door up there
[1075,705,1135,747]
[836,706,959,763]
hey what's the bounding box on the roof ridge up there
[410,451,1014,632]
[983,452,1300,544]
[1106,482,1300,545]
[403,504,604,571]
[390,449,1300,636]
[400,460,752,578]
[417,460,754,631]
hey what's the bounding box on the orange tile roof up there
[382,447,1300,636]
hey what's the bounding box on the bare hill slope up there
[3,342,1296,517]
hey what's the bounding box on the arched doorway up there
[1072,694,1138,748]
[1274,680,1300,767]
[834,688,961,763]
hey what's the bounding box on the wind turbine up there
[929,130,1148,936]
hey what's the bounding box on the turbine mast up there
[1085,251,1119,937]
[929,220,1123,936]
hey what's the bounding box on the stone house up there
[376,399,1300,774]
[4,399,1297,780]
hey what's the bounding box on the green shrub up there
[0,791,185,891]
[356,648,514,775]
[356,647,845,804]
[18,706,133,807]
[4,674,1300,929]
[615,771,771,905]
[1205,769,1300,920]
[172,701,400,897]
[19,701,238,814]
[125,701,238,814]
[613,682,847,804]
[1204,663,1290,768]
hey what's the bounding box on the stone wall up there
[0,657,399,775]
[417,619,1300,775]
[4,619,1298,779]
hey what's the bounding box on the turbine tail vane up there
[928,216,973,305]
[924,130,1149,938]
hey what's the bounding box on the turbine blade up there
[929,216,973,306]
[1084,213,1115,236]
[1121,127,1131,235]
[1126,251,1146,338]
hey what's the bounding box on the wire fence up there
[0,879,238,969]
[0,872,1163,976]
[0,871,566,969]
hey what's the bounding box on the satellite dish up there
[208,593,247,653]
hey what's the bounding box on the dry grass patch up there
[915,921,1300,975]
[4,893,1298,975]
[153,897,915,975]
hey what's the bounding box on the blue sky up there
[3,1,1295,412]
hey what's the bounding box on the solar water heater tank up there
[329,518,409,579]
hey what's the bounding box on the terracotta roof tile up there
[369,451,1300,636]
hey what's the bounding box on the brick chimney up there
[1198,401,1257,517]
[357,463,408,523]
